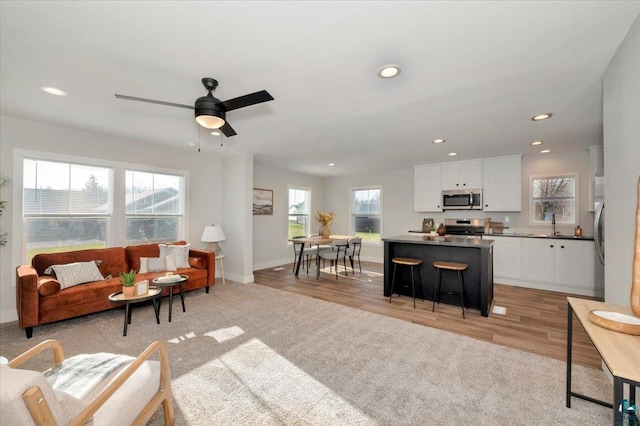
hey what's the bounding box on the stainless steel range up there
[444,218,486,236]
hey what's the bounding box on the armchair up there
[0,340,174,425]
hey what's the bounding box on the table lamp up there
[201,225,226,255]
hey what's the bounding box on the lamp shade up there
[194,94,226,129]
[201,225,226,243]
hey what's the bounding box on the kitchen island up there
[383,235,494,316]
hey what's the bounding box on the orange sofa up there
[15,241,215,338]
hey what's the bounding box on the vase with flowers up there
[315,211,336,238]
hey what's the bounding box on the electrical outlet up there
[504,216,510,223]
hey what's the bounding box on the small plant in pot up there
[120,269,137,298]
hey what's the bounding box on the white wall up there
[252,163,325,270]
[222,153,254,283]
[0,115,222,322]
[603,14,640,305]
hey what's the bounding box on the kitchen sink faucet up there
[552,213,558,235]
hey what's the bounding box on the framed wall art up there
[253,188,273,215]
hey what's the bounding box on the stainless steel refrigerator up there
[594,175,605,296]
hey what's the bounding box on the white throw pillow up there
[158,243,190,269]
[139,254,177,273]
[50,261,105,289]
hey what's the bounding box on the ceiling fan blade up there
[220,121,237,137]
[218,90,274,112]
[115,94,194,110]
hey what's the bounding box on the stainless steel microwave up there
[442,189,483,210]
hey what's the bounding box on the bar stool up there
[389,257,424,309]
[432,261,468,318]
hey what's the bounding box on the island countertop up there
[383,235,494,316]
[383,234,494,248]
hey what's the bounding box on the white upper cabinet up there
[414,164,442,212]
[482,155,522,212]
[441,159,483,190]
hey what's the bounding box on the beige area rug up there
[0,282,612,425]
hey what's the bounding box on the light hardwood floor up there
[253,260,603,369]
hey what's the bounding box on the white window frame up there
[287,185,311,245]
[125,169,186,246]
[349,185,383,246]
[12,149,189,269]
[529,173,578,226]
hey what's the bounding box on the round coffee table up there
[152,275,188,322]
[108,286,162,336]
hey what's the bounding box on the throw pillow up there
[50,262,105,289]
[45,260,102,277]
[159,243,190,269]
[139,254,177,273]
[38,276,61,296]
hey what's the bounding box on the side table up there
[216,253,226,284]
[152,275,188,322]
[108,287,162,336]
[566,297,640,425]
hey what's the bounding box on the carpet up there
[0,282,612,425]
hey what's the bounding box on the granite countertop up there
[484,233,595,241]
[408,230,594,241]
[383,234,494,248]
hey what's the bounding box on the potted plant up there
[119,269,137,298]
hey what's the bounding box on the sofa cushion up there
[49,261,105,289]
[38,276,61,296]
[159,243,191,268]
[189,256,207,269]
[139,255,177,273]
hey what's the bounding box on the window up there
[530,174,577,225]
[351,187,382,243]
[288,186,310,239]
[125,170,184,245]
[23,159,111,261]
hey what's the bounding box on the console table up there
[566,297,640,424]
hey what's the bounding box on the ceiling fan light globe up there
[196,114,225,129]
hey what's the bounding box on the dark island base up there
[384,240,493,316]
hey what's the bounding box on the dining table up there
[289,235,354,279]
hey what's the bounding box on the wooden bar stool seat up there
[389,257,424,309]
[432,261,468,318]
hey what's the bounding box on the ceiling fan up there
[115,77,274,137]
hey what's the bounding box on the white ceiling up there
[1,1,639,177]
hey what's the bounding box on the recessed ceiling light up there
[531,141,543,146]
[433,139,446,144]
[328,163,335,166]
[531,113,552,121]
[40,86,68,96]
[210,131,221,136]
[378,65,401,79]
[448,152,457,156]
[540,149,551,153]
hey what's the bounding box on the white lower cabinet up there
[489,236,521,279]
[491,236,596,296]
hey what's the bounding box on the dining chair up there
[317,239,349,279]
[292,236,319,274]
[346,237,362,274]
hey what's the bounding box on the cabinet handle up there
[456,183,459,187]
[561,245,565,249]
[485,204,488,207]
[550,245,554,248]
